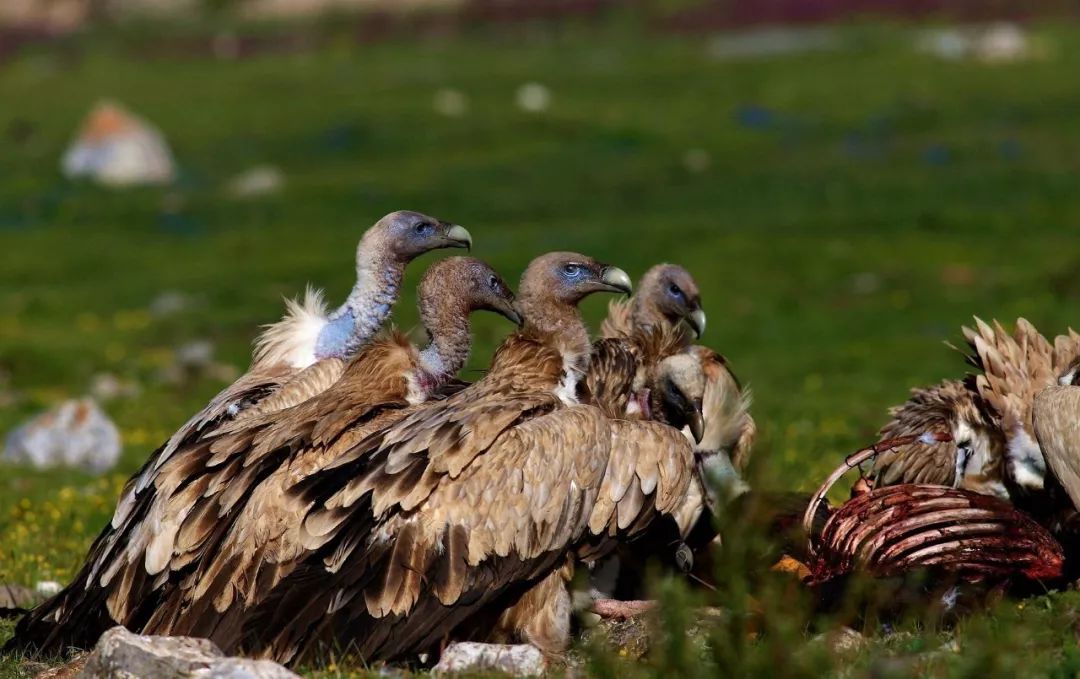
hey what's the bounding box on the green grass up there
[2,17,1080,677]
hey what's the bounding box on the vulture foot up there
[591,599,656,619]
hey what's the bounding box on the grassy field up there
[1,17,1080,677]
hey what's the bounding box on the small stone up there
[433,642,546,676]
[35,580,62,596]
[812,626,864,656]
[149,290,191,317]
[61,100,175,187]
[77,627,299,679]
[583,616,651,660]
[0,582,37,608]
[176,340,215,368]
[228,165,285,199]
[516,83,551,114]
[433,88,469,117]
[90,373,141,401]
[2,398,121,473]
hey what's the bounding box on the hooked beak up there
[494,300,524,327]
[688,401,705,444]
[445,224,473,251]
[687,307,707,339]
[599,266,633,295]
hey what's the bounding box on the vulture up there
[6,229,487,657]
[132,252,699,665]
[586,264,753,603]
[871,379,1007,499]
[599,263,754,470]
[869,318,1080,501]
[128,257,521,642]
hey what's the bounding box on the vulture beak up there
[688,400,705,444]
[494,301,525,327]
[600,266,633,295]
[687,307,707,339]
[445,224,473,251]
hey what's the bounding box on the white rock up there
[35,580,62,596]
[90,373,141,401]
[433,642,546,676]
[62,100,175,187]
[516,83,551,114]
[228,165,285,199]
[433,88,469,117]
[975,22,1029,63]
[2,398,121,473]
[78,626,299,679]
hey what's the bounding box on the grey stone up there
[75,627,299,679]
[433,642,546,676]
[0,582,37,608]
[3,398,121,473]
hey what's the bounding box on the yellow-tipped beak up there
[601,266,633,294]
[446,224,473,251]
[688,308,707,339]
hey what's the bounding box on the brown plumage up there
[963,318,1080,493]
[1033,385,1080,516]
[600,262,704,345]
[869,318,1080,500]
[6,254,512,657]
[137,252,695,665]
[871,380,1006,498]
[600,263,754,470]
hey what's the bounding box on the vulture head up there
[417,256,521,327]
[949,393,1009,499]
[634,263,706,339]
[364,210,472,263]
[651,353,706,443]
[517,252,632,313]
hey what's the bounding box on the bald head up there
[417,256,519,327]
[360,210,472,265]
[633,264,705,339]
[652,353,706,442]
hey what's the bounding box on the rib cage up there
[809,485,1064,586]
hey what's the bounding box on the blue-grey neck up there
[314,259,403,360]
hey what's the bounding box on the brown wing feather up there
[1034,386,1080,512]
[874,381,969,486]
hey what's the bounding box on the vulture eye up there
[413,222,435,236]
[668,284,685,300]
[562,263,584,278]
[488,274,499,290]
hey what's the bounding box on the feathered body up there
[7,212,473,656]
[134,253,696,664]
[869,318,1080,502]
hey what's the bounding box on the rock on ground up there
[74,626,299,678]
[61,100,175,187]
[0,582,37,608]
[433,642,546,676]
[2,398,121,473]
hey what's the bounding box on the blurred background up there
[0,1,1078,671]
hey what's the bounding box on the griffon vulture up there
[6,218,478,655]
[134,253,698,665]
